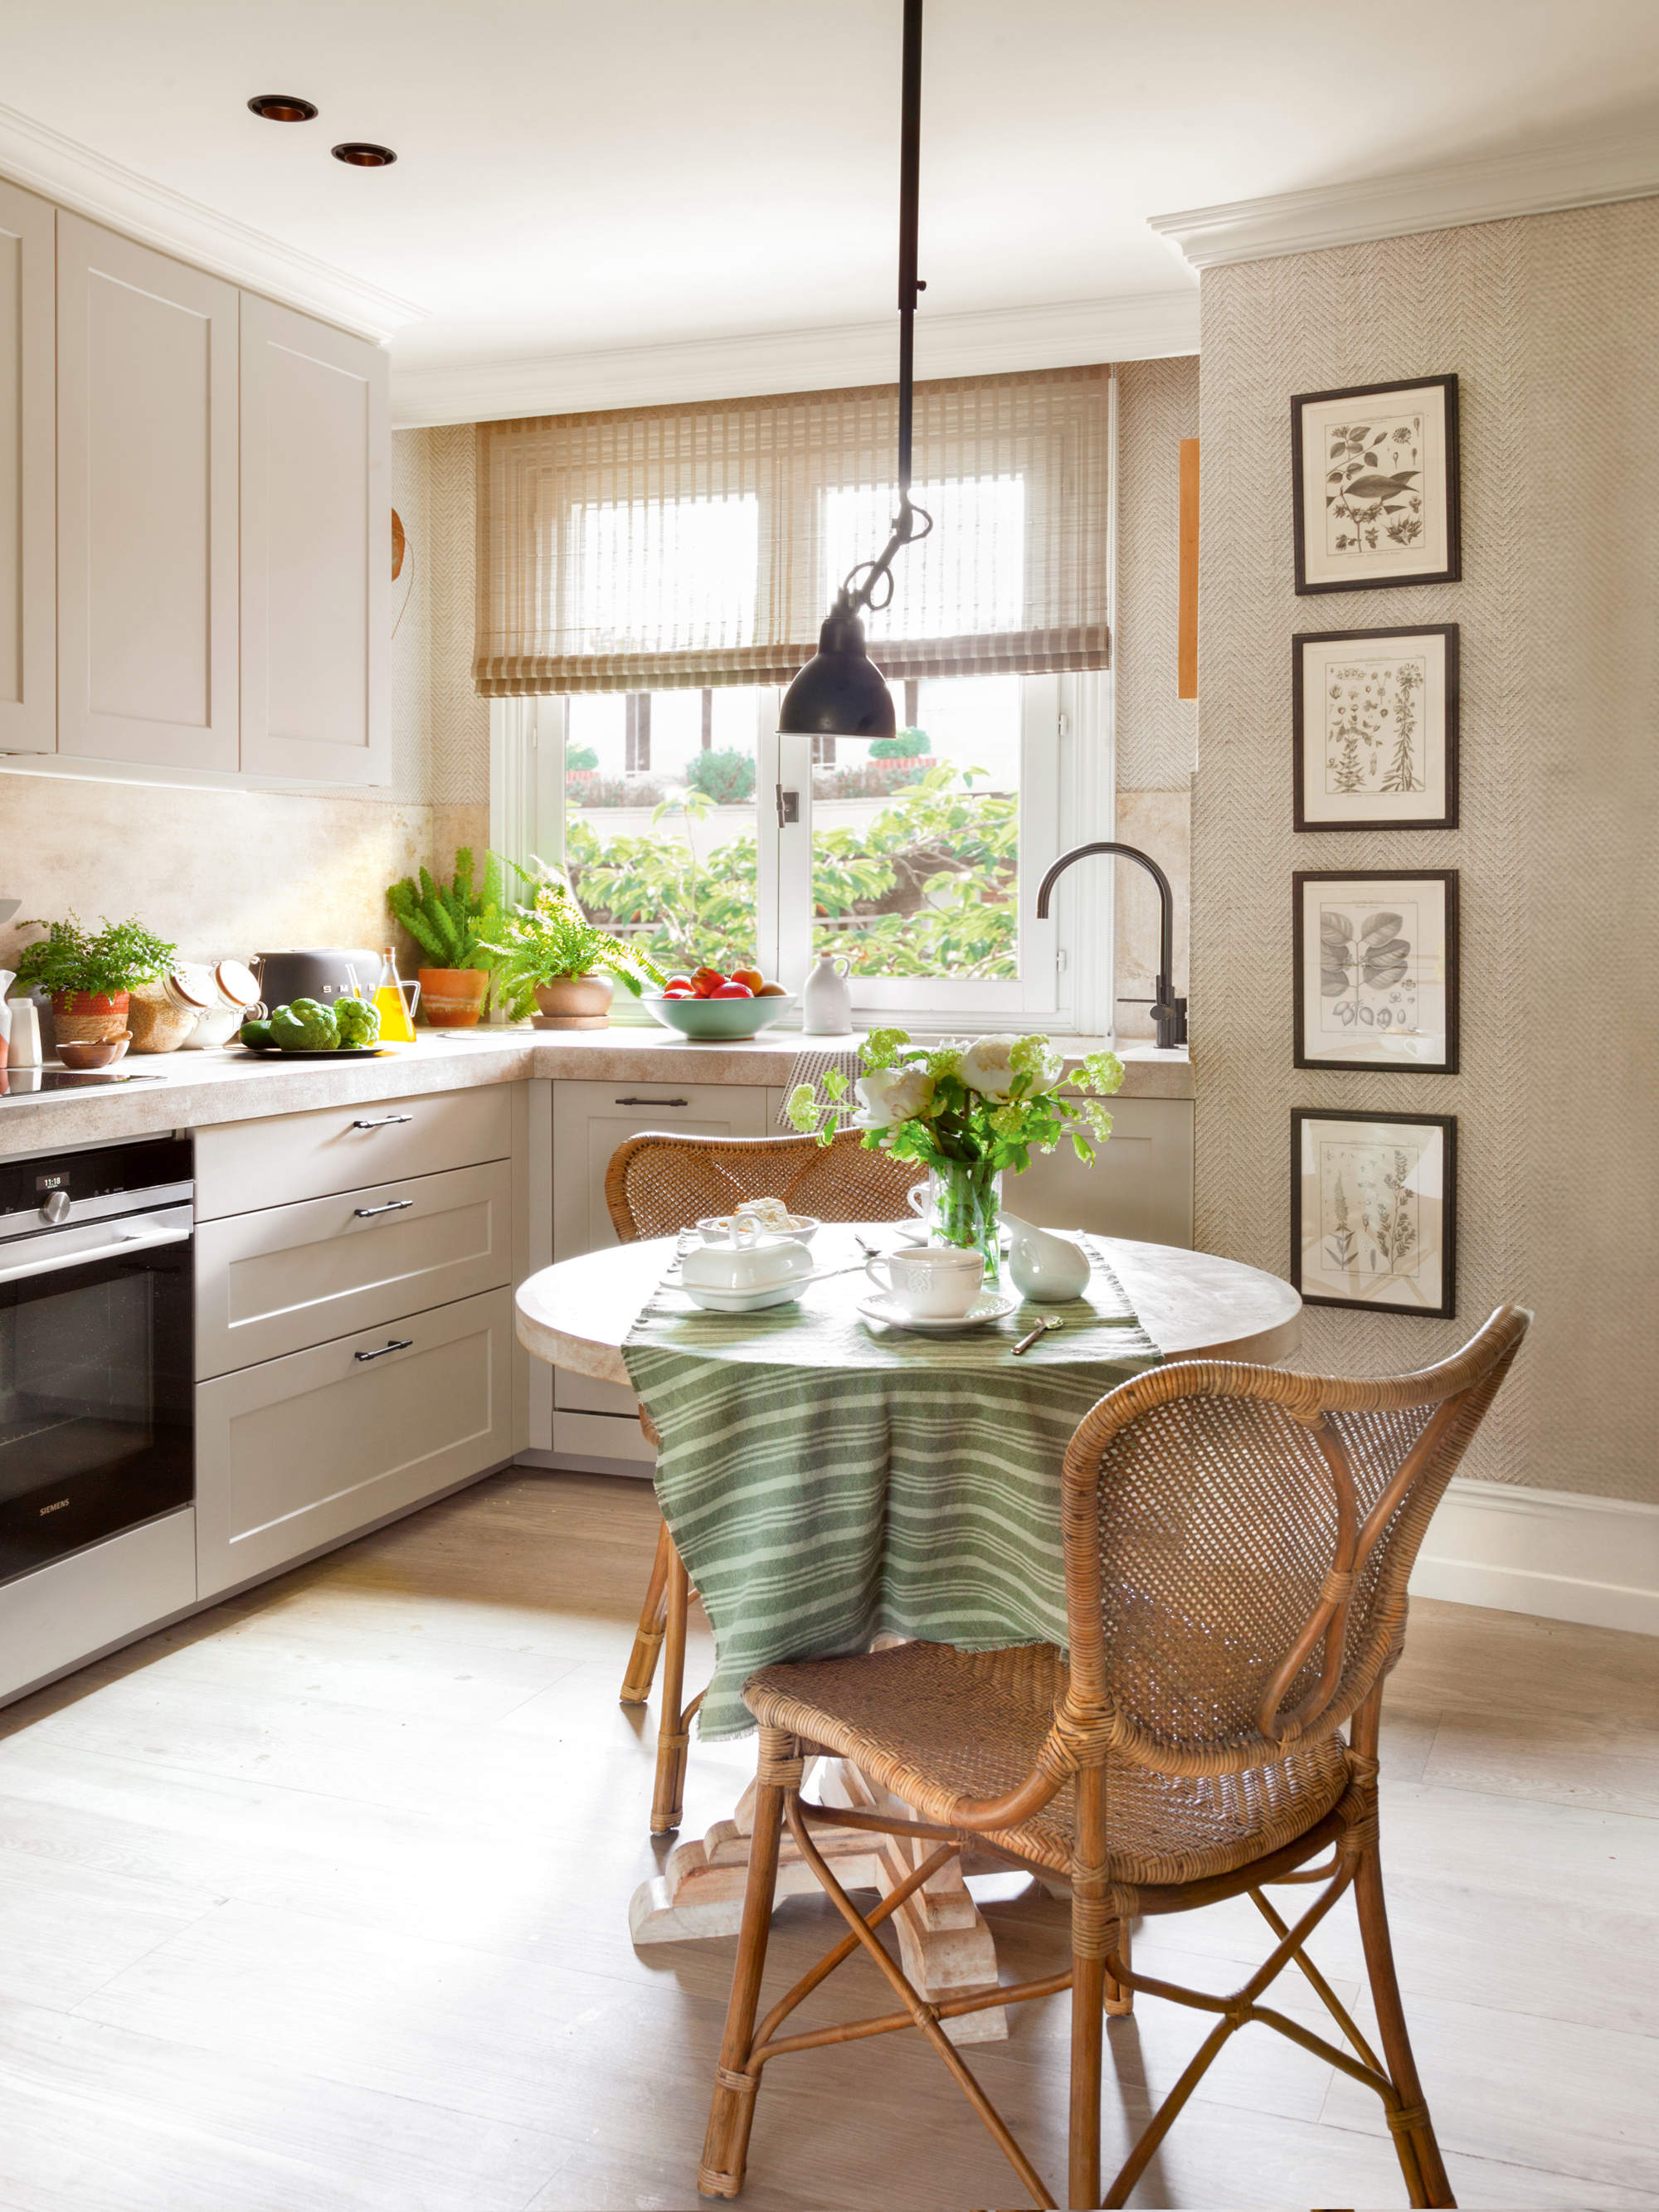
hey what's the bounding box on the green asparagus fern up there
[387,848,506,973]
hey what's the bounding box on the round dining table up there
[515,1228,1301,2044]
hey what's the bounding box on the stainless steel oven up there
[0,1136,192,1584]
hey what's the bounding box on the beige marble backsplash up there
[0,772,488,974]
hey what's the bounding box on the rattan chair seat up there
[744,1639,1351,1886]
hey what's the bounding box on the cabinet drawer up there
[552,1079,768,1418]
[196,1086,511,1220]
[195,1286,512,1598]
[195,1160,512,1376]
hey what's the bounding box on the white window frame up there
[493,673,1116,1040]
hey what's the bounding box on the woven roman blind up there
[473,364,1112,696]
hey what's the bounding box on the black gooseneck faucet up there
[1034,842,1189,1052]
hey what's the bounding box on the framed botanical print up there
[1292,375,1460,593]
[1293,869,1458,1072]
[1292,1110,1457,1316]
[1293,624,1458,830]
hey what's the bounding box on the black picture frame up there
[1292,623,1460,832]
[1292,374,1461,595]
[1292,868,1459,1074]
[1291,1109,1457,1318]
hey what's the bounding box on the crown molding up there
[390,289,1199,428]
[1151,129,1659,271]
[0,100,427,341]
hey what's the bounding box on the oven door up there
[0,1205,193,1583]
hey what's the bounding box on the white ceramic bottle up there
[800,952,854,1036]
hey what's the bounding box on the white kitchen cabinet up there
[240,294,388,785]
[195,1286,513,1599]
[1007,1097,1193,1247]
[56,214,240,772]
[551,1078,769,1424]
[0,180,53,755]
[195,1085,512,1220]
[194,1159,513,1376]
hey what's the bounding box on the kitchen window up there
[478,367,1114,1032]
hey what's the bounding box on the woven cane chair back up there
[1060,1305,1530,1775]
[605,1128,917,1243]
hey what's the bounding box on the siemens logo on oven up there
[37,1499,71,1517]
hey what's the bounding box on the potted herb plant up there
[479,877,664,1029]
[386,848,507,1028]
[15,914,178,1047]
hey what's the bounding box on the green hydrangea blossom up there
[861,1027,912,1072]
[1082,1049,1125,1097]
[785,1082,821,1134]
[924,1043,963,1080]
[1080,1100,1116,1142]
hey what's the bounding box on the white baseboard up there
[1410,1477,1659,1637]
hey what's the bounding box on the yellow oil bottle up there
[372,948,419,1043]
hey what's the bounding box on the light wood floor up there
[0,1471,1655,2212]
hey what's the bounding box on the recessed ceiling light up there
[331,142,397,168]
[247,94,318,123]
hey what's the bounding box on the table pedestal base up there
[629,1757,1008,2044]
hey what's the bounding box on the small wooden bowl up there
[57,1033,132,1070]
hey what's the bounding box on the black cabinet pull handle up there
[354,1337,413,1363]
[353,1113,413,1130]
[614,1096,690,1107]
[353,1198,414,1218]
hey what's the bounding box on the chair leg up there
[698,1753,789,2199]
[620,1517,673,1705]
[1068,1763,1108,2210]
[1355,1841,1455,2210]
[650,1539,692,1835]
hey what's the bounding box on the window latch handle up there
[775,783,799,829]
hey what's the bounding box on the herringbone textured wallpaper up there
[1194,197,1659,1501]
[1116,357,1199,792]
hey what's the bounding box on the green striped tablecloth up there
[622,1226,1162,1738]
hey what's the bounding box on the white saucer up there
[857,1288,1020,1337]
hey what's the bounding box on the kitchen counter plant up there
[14,913,178,1047]
[386,848,507,1028]
[787,1028,1124,1282]
[479,873,664,1030]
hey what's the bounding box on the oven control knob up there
[39,1190,71,1225]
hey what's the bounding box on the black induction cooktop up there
[0,1068,166,1099]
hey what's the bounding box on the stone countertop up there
[0,1028,1193,1159]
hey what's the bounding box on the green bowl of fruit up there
[642,965,795,1039]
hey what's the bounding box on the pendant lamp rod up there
[838,0,932,621]
[776,0,929,737]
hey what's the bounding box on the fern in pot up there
[479,875,663,1030]
[15,914,178,1046]
[386,848,508,1027]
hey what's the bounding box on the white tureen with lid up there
[679,1222,815,1312]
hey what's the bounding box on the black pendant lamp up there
[779,0,931,741]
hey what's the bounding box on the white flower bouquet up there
[787,1028,1124,1278]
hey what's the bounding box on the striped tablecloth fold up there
[622,1228,1162,1737]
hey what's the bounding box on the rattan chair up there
[605,1128,919,1835]
[698,1304,1530,2210]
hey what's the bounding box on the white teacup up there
[865,1242,985,1320]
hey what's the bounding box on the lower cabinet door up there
[552,1079,769,1418]
[194,1287,512,1598]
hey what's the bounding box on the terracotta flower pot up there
[418,966,490,1028]
[52,989,130,1046]
[533,975,615,1031]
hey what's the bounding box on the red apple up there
[661,985,694,999]
[691,966,727,998]
[664,975,693,994]
[710,980,754,999]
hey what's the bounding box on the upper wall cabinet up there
[0,181,54,755]
[240,294,388,785]
[56,214,241,774]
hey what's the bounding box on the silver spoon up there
[1011,1315,1064,1356]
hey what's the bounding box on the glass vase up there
[926,1159,1003,1287]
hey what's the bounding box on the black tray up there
[233,1044,395,1060]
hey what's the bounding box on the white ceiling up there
[6,0,1659,410]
